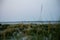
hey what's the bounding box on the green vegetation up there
[0,24,60,40]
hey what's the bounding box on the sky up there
[0,0,60,22]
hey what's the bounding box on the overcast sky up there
[0,0,60,22]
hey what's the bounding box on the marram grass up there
[0,24,60,40]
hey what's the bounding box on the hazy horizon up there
[0,0,60,22]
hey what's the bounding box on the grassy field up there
[0,23,60,40]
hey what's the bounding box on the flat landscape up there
[0,22,60,40]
